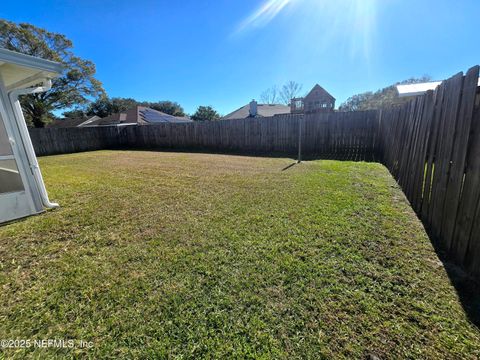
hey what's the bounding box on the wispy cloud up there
[234,0,296,35]
[348,0,378,61]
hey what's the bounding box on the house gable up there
[304,84,335,102]
[291,84,336,114]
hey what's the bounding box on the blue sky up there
[1,0,479,115]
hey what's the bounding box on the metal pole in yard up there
[297,115,304,163]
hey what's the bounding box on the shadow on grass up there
[281,162,298,171]
[430,244,480,328]
[74,146,381,163]
[36,144,381,163]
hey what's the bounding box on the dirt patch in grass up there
[0,150,478,358]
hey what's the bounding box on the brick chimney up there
[249,100,258,117]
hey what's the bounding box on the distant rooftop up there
[87,106,192,126]
[223,103,290,120]
[47,116,101,128]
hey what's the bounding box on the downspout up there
[8,79,59,209]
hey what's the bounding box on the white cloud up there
[234,0,296,34]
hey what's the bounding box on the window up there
[0,114,24,193]
[0,159,24,193]
[0,116,12,156]
[294,100,303,109]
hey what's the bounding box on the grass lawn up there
[0,150,479,359]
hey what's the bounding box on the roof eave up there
[0,47,63,75]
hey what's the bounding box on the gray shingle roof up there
[47,116,100,128]
[222,103,290,120]
[86,106,192,126]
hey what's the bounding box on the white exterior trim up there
[397,78,480,98]
[0,49,61,224]
[0,48,62,75]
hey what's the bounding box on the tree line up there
[66,98,221,122]
[338,76,432,112]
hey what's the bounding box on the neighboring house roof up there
[137,107,191,124]
[304,84,336,101]
[78,116,101,127]
[397,78,480,97]
[86,106,192,126]
[223,103,290,120]
[47,116,100,128]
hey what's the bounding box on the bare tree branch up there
[280,81,303,105]
[260,82,303,105]
[260,86,280,104]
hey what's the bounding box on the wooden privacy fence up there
[126,111,378,159]
[29,110,379,158]
[30,126,124,156]
[379,65,480,276]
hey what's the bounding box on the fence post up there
[297,115,304,163]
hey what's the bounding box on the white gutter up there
[8,79,59,209]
